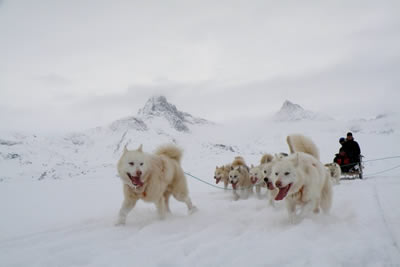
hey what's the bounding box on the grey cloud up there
[0,0,399,131]
[34,73,72,87]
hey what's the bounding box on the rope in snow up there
[363,164,400,178]
[184,172,233,190]
[363,155,400,163]
[184,172,257,191]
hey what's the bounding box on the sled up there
[340,155,364,180]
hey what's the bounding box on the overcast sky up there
[1,0,399,132]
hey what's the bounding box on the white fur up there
[324,163,341,185]
[116,144,197,225]
[287,134,320,160]
[249,165,266,199]
[271,152,333,223]
[229,165,252,200]
[260,159,279,206]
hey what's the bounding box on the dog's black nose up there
[214,176,216,179]
[264,177,269,183]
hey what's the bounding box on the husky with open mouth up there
[249,165,264,198]
[260,160,279,206]
[229,165,252,200]
[214,164,231,190]
[271,152,333,223]
[116,144,197,225]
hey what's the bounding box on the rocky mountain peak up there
[274,100,332,122]
[138,95,183,120]
[281,100,304,112]
[137,95,210,132]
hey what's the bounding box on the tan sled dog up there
[116,144,197,225]
[229,156,251,200]
[214,164,231,190]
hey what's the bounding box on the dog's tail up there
[286,134,320,160]
[231,156,246,167]
[260,153,274,164]
[320,173,333,213]
[155,144,183,163]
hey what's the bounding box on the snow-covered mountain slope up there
[137,95,211,132]
[1,97,400,266]
[273,100,333,122]
[0,98,398,183]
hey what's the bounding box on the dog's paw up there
[289,215,302,225]
[115,218,126,226]
[189,206,198,215]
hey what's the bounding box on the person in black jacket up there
[342,132,361,165]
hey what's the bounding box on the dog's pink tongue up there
[275,184,291,201]
[232,183,237,190]
[267,182,275,190]
[131,177,144,187]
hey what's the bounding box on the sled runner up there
[339,155,364,180]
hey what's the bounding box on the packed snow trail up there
[1,175,400,267]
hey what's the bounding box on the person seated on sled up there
[334,147,351,172]
[339,137,346,147]
[342,132,361,168]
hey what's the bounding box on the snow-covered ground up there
[1,98,400,266]
[1,175,400,266]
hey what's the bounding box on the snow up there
[1,98,400,266]
[1,177,400,266]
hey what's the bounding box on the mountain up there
[106,96,210,133]
[109,117,148,132]
[137,95,210,132]
[273,100,333,122]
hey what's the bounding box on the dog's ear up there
[123,144,129,153]
[137,144,143,152]
[216,166,218,169]
[237,166,242,173]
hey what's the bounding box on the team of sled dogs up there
[116,134,341,225]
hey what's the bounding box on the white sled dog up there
[325,163,341,185]
[229,157,251,200]
[271,152,333,223]
[286,134,320,160]
[214,164,231,190]
[249,164,264,198]
[116,144,197,225]
[249,154,276,199]
[260,154,279,206]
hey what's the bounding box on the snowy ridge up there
[274,100,333,122]
[109,117,148,132]
[138,96,210,132]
